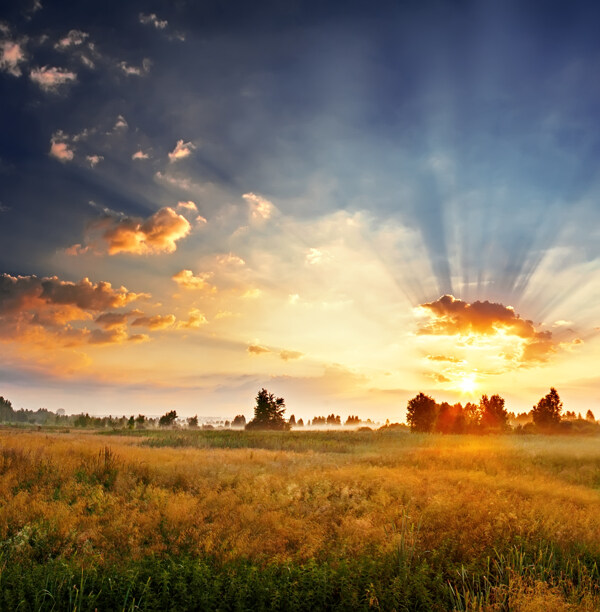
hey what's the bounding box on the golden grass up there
[1,430,600,575]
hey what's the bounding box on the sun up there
[458,373,478,395]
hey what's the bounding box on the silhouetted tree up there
[288,414,296,427]
[127,415,135,429]
[187,415,199,428]
[312,416,326,426]
[435,402,465,434]
[345,415,361,426]
[406,393,437,432]
[326,414,341,426]
[245,388,290,430]
[532,388,562,429]
[159,410,178,427]
[135,414,146,428]
[586,409,596,423]
[480,395,509,431]
[232,414,246,428]
[297,418,304,427]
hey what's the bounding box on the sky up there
[2,0,600,420]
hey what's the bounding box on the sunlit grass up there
[0,429,599,609]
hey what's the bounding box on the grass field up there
[1,428,599,610]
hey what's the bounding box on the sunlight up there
[458,373,478,395]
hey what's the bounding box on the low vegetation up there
[1,428,600,609]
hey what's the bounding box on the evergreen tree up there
[245,389,290,430]
[532,388,563,429]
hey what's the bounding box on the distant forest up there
[0,387,598,434]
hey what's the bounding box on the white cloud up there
[118,58,151,76]
[86,155,103,167]
[132,150,150,160]
[243,192,274,220]
[55,30,88,50]
[114,115,128,130]
[139,13,168,29]
[168,139,196,162]
[177,200,198,212]
[30,66,76,92]
[0,39,26,77]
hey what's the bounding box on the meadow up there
[1,428,600,610]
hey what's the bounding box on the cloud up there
[172,269,214,291]
[241,288,261,299]
[119,58,151,76]
[0,39,26,76]
[132,150,150,160]
[55,30,88,49]
[248,344,270,355]
[94,312,129,329]
[417,294,556,364]
[0,273,148,348]
[139,13,168,29]
[114,115,128,130]
[86,155,103,167]
[72,206,192,255]
[131,314,176,330]
[30,66,77,92]
[168,140,196,162]
[243,192,274,220]
[176,200,197,212]
[88,327,127,345]
[279,350,303,361]
[49,131,74,162]
[216,253,245,266]
[177,309,208,329]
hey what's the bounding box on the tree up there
[159,410,178,427]
[296,418,304,427]
[135,414,146,428]
[288,414,296,427]
[232,414,246,428]
[479,395,509,431]
[127,415,135,429]
[187,415,199,428]
[406,393,437,432]
[586,409,596,423]
[245,388,290,430]
[532,388,562,429]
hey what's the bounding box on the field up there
[1,428,600,610]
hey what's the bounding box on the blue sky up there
[1,0,600,419]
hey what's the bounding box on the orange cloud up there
[168,139,196,162]
[418,294,556,364]
[172,269,214,291]
[49,131,74,162]
[71,207,191,255]
[279,350,303,361]
[30,66,77,92]
[248,344,270,355]
[131,314,176,330]
[0,273,148,348]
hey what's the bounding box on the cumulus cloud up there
[172,269,214,291]
[49,131,74,162]
[243,192,274,220]
[177,308,207,329]
[418,294,556,363]
[71,206,192,255]
[131,314,176,330]
[30,66,77,92]
[168,139,196,162]
[114,115,128,130]
[139,13,168,29]
[132,150,150,160]
[55,29,88,49]
[0,273,149,348]
[0,39,26,76]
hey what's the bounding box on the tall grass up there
[1,430,600,609]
